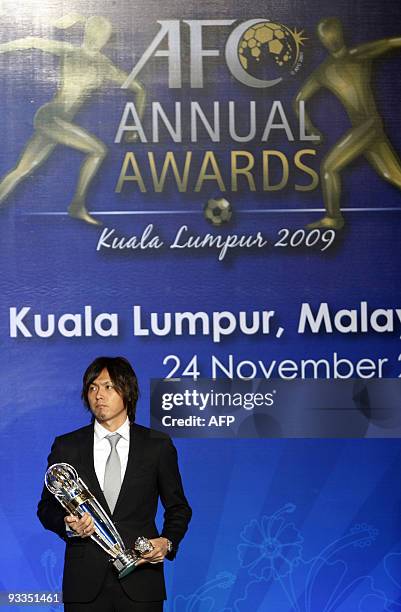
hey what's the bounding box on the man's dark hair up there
[81,356,139,422]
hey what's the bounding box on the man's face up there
[87,368,127,428]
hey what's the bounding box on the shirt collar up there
[94,417,130,442]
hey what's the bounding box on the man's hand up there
[64,513,95,538]
[137,537,169,565]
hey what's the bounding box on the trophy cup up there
[45,463,154,578]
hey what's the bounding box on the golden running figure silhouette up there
[0,13,145,226]
[294,17,401,229]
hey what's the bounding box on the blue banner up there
[0,0,400,609]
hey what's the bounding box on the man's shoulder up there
[54,422,171,446]
[54,423,93,445]
[131,423,171,444]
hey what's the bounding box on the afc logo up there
[123,19,306,89]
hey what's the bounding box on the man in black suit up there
[37,356,192,612]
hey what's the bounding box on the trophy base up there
[113,550,140,578]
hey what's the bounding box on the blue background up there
[0,0,400,609]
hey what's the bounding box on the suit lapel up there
[113,424,146,516]
[78,424,110,513]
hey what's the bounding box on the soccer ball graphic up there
[238,21,303,80]
[204,198,233,226]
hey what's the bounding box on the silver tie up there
[103,433,122,513]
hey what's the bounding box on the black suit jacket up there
[37,423,192,603]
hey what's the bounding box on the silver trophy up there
[45,463,154,578]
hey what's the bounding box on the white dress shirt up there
[93,417,130,490]
[66,418,130,536]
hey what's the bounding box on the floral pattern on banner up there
[173,504,401,612]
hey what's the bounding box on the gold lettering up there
[194,151,226,192]
[294,149,319,191]
[231,151,256,191]
[115,152,146,193]
[148,151,192,192]
[263,150,289,191]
